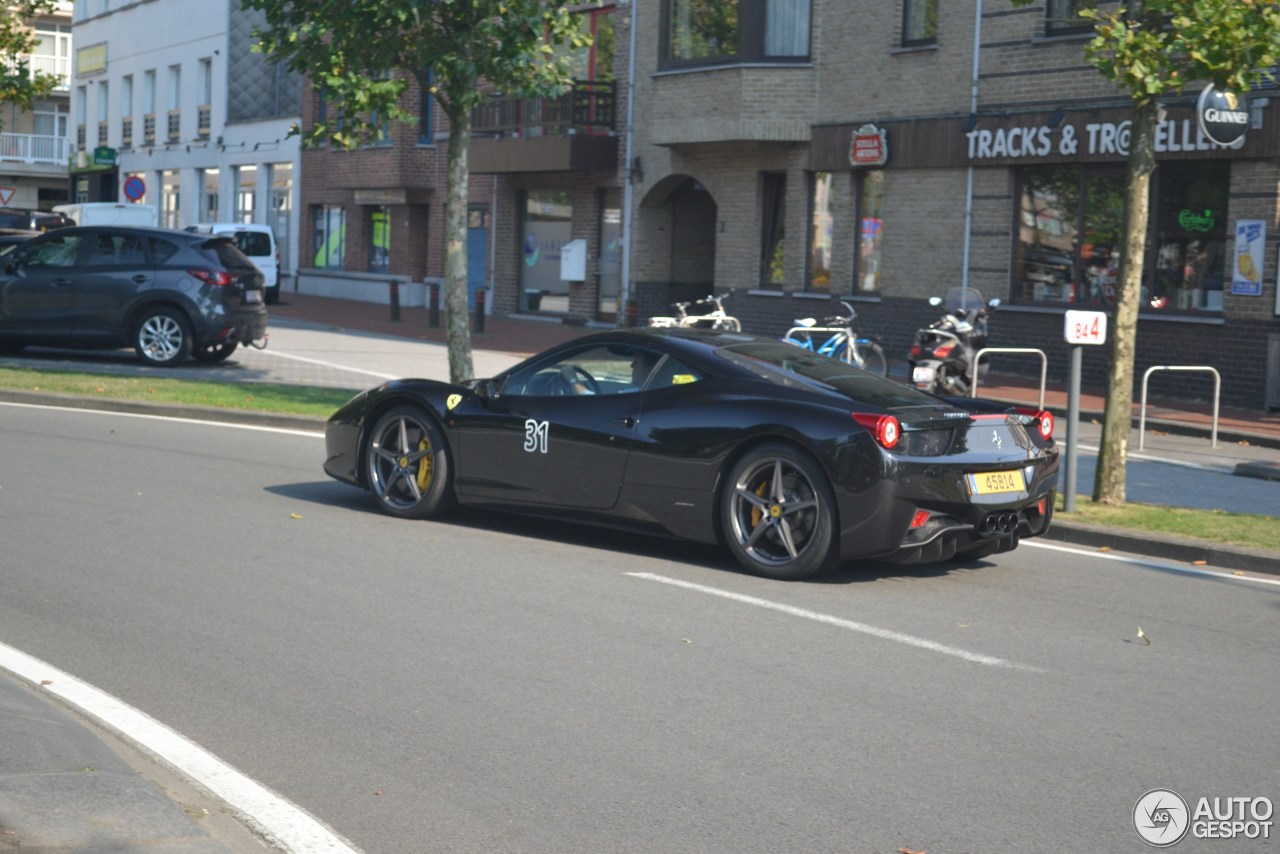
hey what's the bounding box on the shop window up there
[662,0,810,68]
[902,0,937,47]
[520,191,573,313]
[1013,163,1227,313]
[807,172,835,292]
[856,170,884,293]
[368,206,390,273]
[313,205,346,269]
[1045,0,1094,37]
[760,172,786,287]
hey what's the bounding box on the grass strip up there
[0,366,358,418]
[1055,494,1280,552]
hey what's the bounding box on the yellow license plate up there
[967,469,1026,495]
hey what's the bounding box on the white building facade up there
[70,0,302,276]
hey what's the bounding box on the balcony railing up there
[472,80,616,138]
[143,113,155,145]
[97,120,108,145]
[121,117,132,148]
[167,109,180,142]
[28,54,70,90]
[197,105,211,138]
[0,132,68,164]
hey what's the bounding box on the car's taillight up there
[189,268,234,286]
[1016,408,1054,440]
[852,413,901,449]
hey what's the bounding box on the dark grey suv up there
[0,226,268,366]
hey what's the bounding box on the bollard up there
[429,282,440,328]
[474,288,486,333]
[388,280,400,322]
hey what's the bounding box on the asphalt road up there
[2,403,1277,853]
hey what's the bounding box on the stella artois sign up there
[849,123,888,167]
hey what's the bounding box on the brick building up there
[623,0,1280,411]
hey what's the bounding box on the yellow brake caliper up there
[416,437,433,491]
[750,480,769,529]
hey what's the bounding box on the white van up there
[185,223,280,304]
[53,202,159,228]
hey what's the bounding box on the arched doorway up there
[636,175,717,316]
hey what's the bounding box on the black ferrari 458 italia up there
[324,328,1059,580]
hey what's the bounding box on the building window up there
[1014,162,1228,313]
[161,170,180,230]
[417,74,433,145]
[760,172,786,287]
[368,206,390,273]
[199,168,219,222]
[1046,0,1094,36]
[313,205,346,268]
[807,171,835,292]
[856,170,884,293]
[662,0,810,68]
[520,191,573,312]
[270,162,293,271]
[234,165,257,222]
[902,0,937,47]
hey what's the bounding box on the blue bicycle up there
[783,301,888,376]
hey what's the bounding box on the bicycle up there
[783,301,888,376]
[648,293,742,332]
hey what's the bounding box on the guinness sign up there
[1197,85,1250,147]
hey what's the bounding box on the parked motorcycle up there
[906,287,1000,396]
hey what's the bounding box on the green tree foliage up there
[245,0,590,383]
[1012,0,1280,503]
[0,0,59,131]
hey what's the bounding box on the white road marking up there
[626,572,1046,672]
[1024,539,1280,586]
[0,401,324,436]
[0,642,360,854]
[254,347,400,381]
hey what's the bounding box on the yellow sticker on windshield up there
[672,374,697,385]
[446,394,462,410]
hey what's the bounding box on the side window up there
[23,234,82,268]
[503,345,703,396]
[147,237,180,265]
[87,233,147,266]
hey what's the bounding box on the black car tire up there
[192,341,239,363]
[133,307,193,367]
[365,405,456,519]
[721,442,839,580]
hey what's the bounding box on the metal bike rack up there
[971,348,1048,410]
[1139,365,1220,450]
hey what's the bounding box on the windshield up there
[717,342,942,409]
[944,287,985,313]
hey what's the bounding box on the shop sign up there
[76,43,107,78]
[1197,85,1250,147]
[1231,219,1265,296]
[965,115,1244,162]
[1178,209,1215,232]
[849,124,888,167]
[93,146,116,166]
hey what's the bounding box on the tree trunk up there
[1093,96,1157,504]
[443,104,475,385]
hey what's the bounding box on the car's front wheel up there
[192,341,238,363]
[133,307,193,367]
[721,443,838,580]
[365,405,456,519]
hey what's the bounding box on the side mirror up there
[475,378,498,399]
[988,298,1001,309]
[928,296,943,307]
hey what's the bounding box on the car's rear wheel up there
[192,341,238,363]
[721,443,838,580]
[133,307,193,367]
[365,405,456,519]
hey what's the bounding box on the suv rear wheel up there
[133,307,193,367]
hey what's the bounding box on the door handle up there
[613,416,636,428]
[51,279,71,287]
[132,275,149,283]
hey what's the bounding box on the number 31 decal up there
[524,419,549,454]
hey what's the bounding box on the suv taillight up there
[189,268,234,286]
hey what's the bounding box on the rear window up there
[147,237,181,265]
[718,341,936,409]
[195,238,257,272]
[232,231,272,257]
[0,212,29,229]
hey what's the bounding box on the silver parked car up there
[0,226,268,366]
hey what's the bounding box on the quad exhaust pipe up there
[979,511,1020,536]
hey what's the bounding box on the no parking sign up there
[123,175,146,202]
